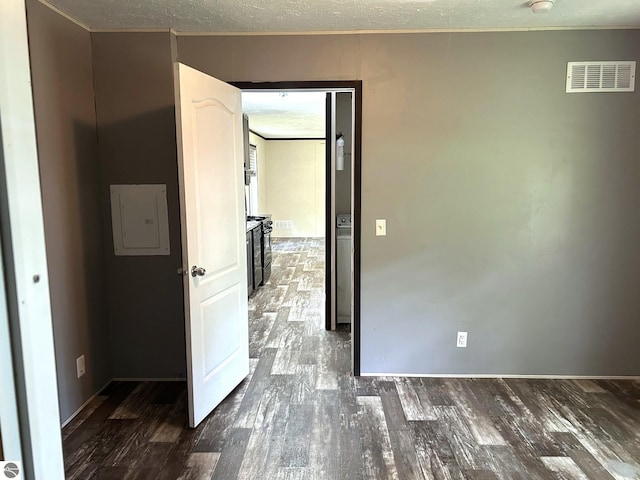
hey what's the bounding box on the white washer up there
[336,214,352,324]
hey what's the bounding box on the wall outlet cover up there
[76,354,86,378]
[456,331,468,348]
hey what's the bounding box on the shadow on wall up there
[60,121,112,403]
[95,107,187,380]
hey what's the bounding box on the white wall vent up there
[566,61,635,93]
[274,220,293,230]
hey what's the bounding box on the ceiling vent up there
[566,61,636,93]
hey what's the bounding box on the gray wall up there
[26,0,112,422]
[178,31,640,375]
[336,92,353,215]
[92,32,186,379]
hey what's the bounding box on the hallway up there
[62,238,640,479]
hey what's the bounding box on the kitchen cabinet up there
[252,225,263,289]
[246,220,263,296]
[246,230,253,297]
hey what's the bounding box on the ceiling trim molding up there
[174,25,640,36]
[38,0,90,31]
[90,27,173,33]
[39,1,175,34]
[248,129,267,141]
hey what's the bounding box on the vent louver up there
[274,220,293,230]
[567,61,635,93]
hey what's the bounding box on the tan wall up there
[264,140,326,238]
[26,0,112,422]
[178,30,640,375]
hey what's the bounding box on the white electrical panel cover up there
[110,184,170,256]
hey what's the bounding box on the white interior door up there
[174,63,249,428]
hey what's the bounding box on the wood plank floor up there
[63,238,640,480]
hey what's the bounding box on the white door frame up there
[0,0,65,477]
[0,238,22,468]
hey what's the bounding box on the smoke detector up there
[529,0,554,13]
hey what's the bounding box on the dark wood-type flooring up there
[63,238,640,479]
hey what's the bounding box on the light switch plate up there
[376,219,386,236]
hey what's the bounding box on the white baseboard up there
[361,373,640,380]
[112,377,186,382]
[60,378,187,428]
[60,379,112,428]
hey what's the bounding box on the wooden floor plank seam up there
[62,238,640,480]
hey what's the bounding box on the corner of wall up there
[26,0,113,423]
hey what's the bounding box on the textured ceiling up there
[43,0,640,32]
[43,0,640,137]
[242,92,326,139]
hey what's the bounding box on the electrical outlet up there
[456,332,468,348]
[76,354,86,378]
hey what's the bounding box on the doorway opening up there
[235,81,362,376]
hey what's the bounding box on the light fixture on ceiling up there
[529,0,554,13]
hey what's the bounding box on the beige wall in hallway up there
[264,140,326,238]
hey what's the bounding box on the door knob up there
[191,265,206,277]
